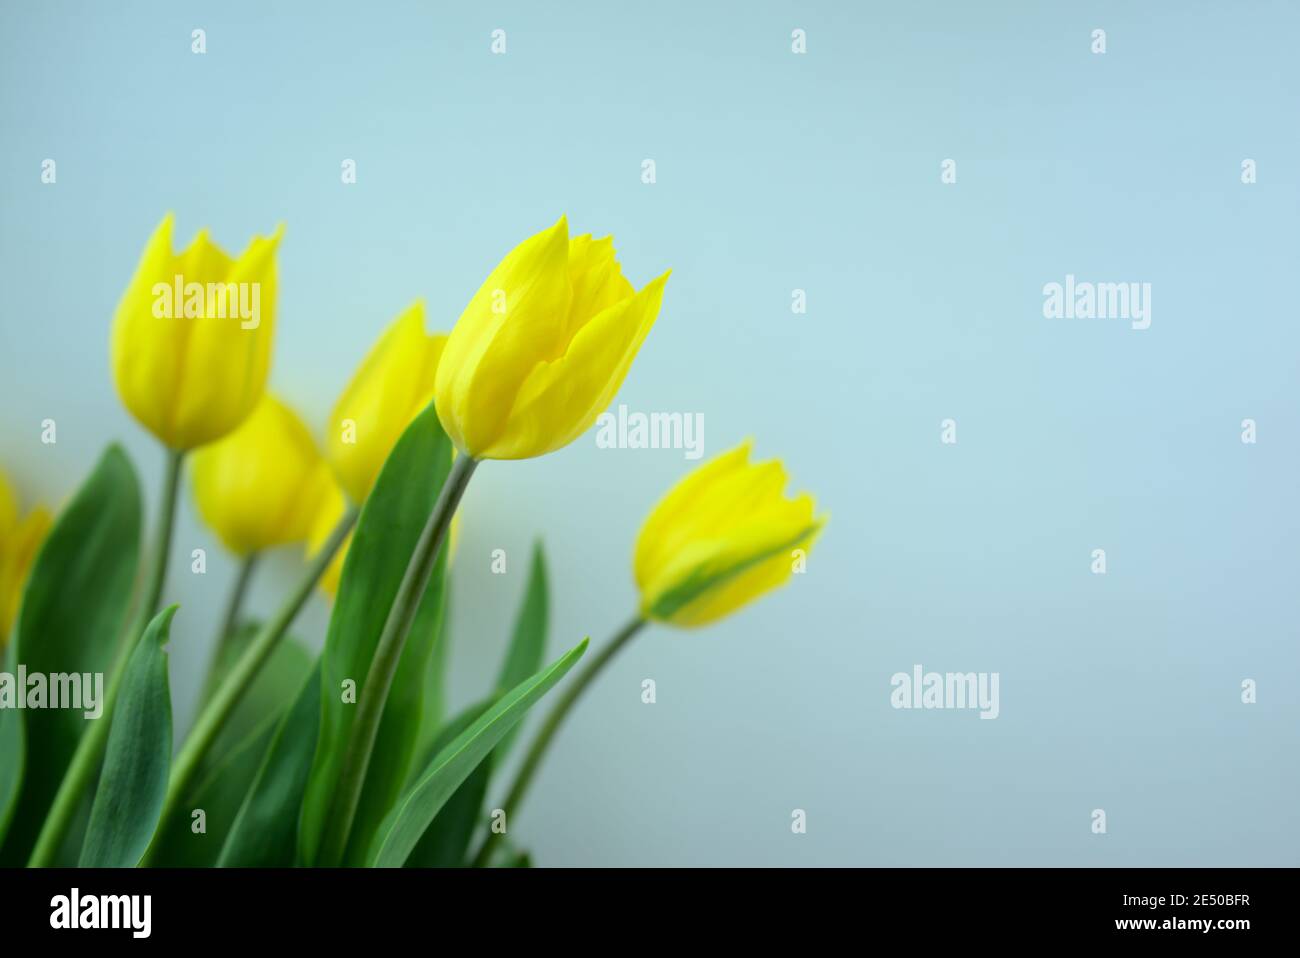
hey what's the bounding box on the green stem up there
[137,448,184,632]
[141,506,358,867]
[199,552,260,700]
[315,454,478,867]
[471,614,647,868]
[27,447,185,868]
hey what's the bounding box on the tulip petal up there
[480,270,669,460]
[0,468,53,644]
[1,507,53,642]
[305,469,350,598]
[633,441,754,584]
[172,226,282,449]
[327,302,446,503]
[111,213,183,446]
[0,470,17,535]
[437,217,573,456]
[567,234,633,325]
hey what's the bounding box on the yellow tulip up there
[327,301,448,503]
[634,441,826,628]
[191,394,330,556]
[434,216,669,461]
[0,469,53,645]
[111,213,283,450]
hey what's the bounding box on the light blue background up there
[2,0,1297,866]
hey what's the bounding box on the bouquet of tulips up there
[0,214,825,868]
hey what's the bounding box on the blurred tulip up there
[434,216,669,460]
[305,470,350,599]
[326,301,448,503]
[191,394,329,556]
[0,469,52,645]
[111,213,282,450]
[634,441,826,627]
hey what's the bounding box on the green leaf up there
[402,542,550,866]
[199,624,312,770]
[218,664,322,868]
[403,699,492,868]
[493,540,549,759]
[78,605,176,868]
[299,402,453,866]
[412,583,452,773]
[0,444,141,866]
[0,645,24,849]
[496,542,549,690]
[147,720,276,867]
[366,638,589,868]
[146,631,311,867]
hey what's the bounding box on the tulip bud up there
[0,469,52,644]
[326,301,448,504]
[190,395,329,556]
[110,213,283,450]
[634,442,826,627]
[435,216,669,460]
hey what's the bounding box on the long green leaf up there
[299,402,453,866]
[496,542,549,690]
[403,699,492,868]
[494,540,549,759]
[0,444,141,865]
[403,543,551,866]
[147,631,311,866]
[195,623,311,774]
[148,720,276,867]
[367,638,589,868]
[218,664,321,867]
[411,582,452,778]
[78,605,176,868]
